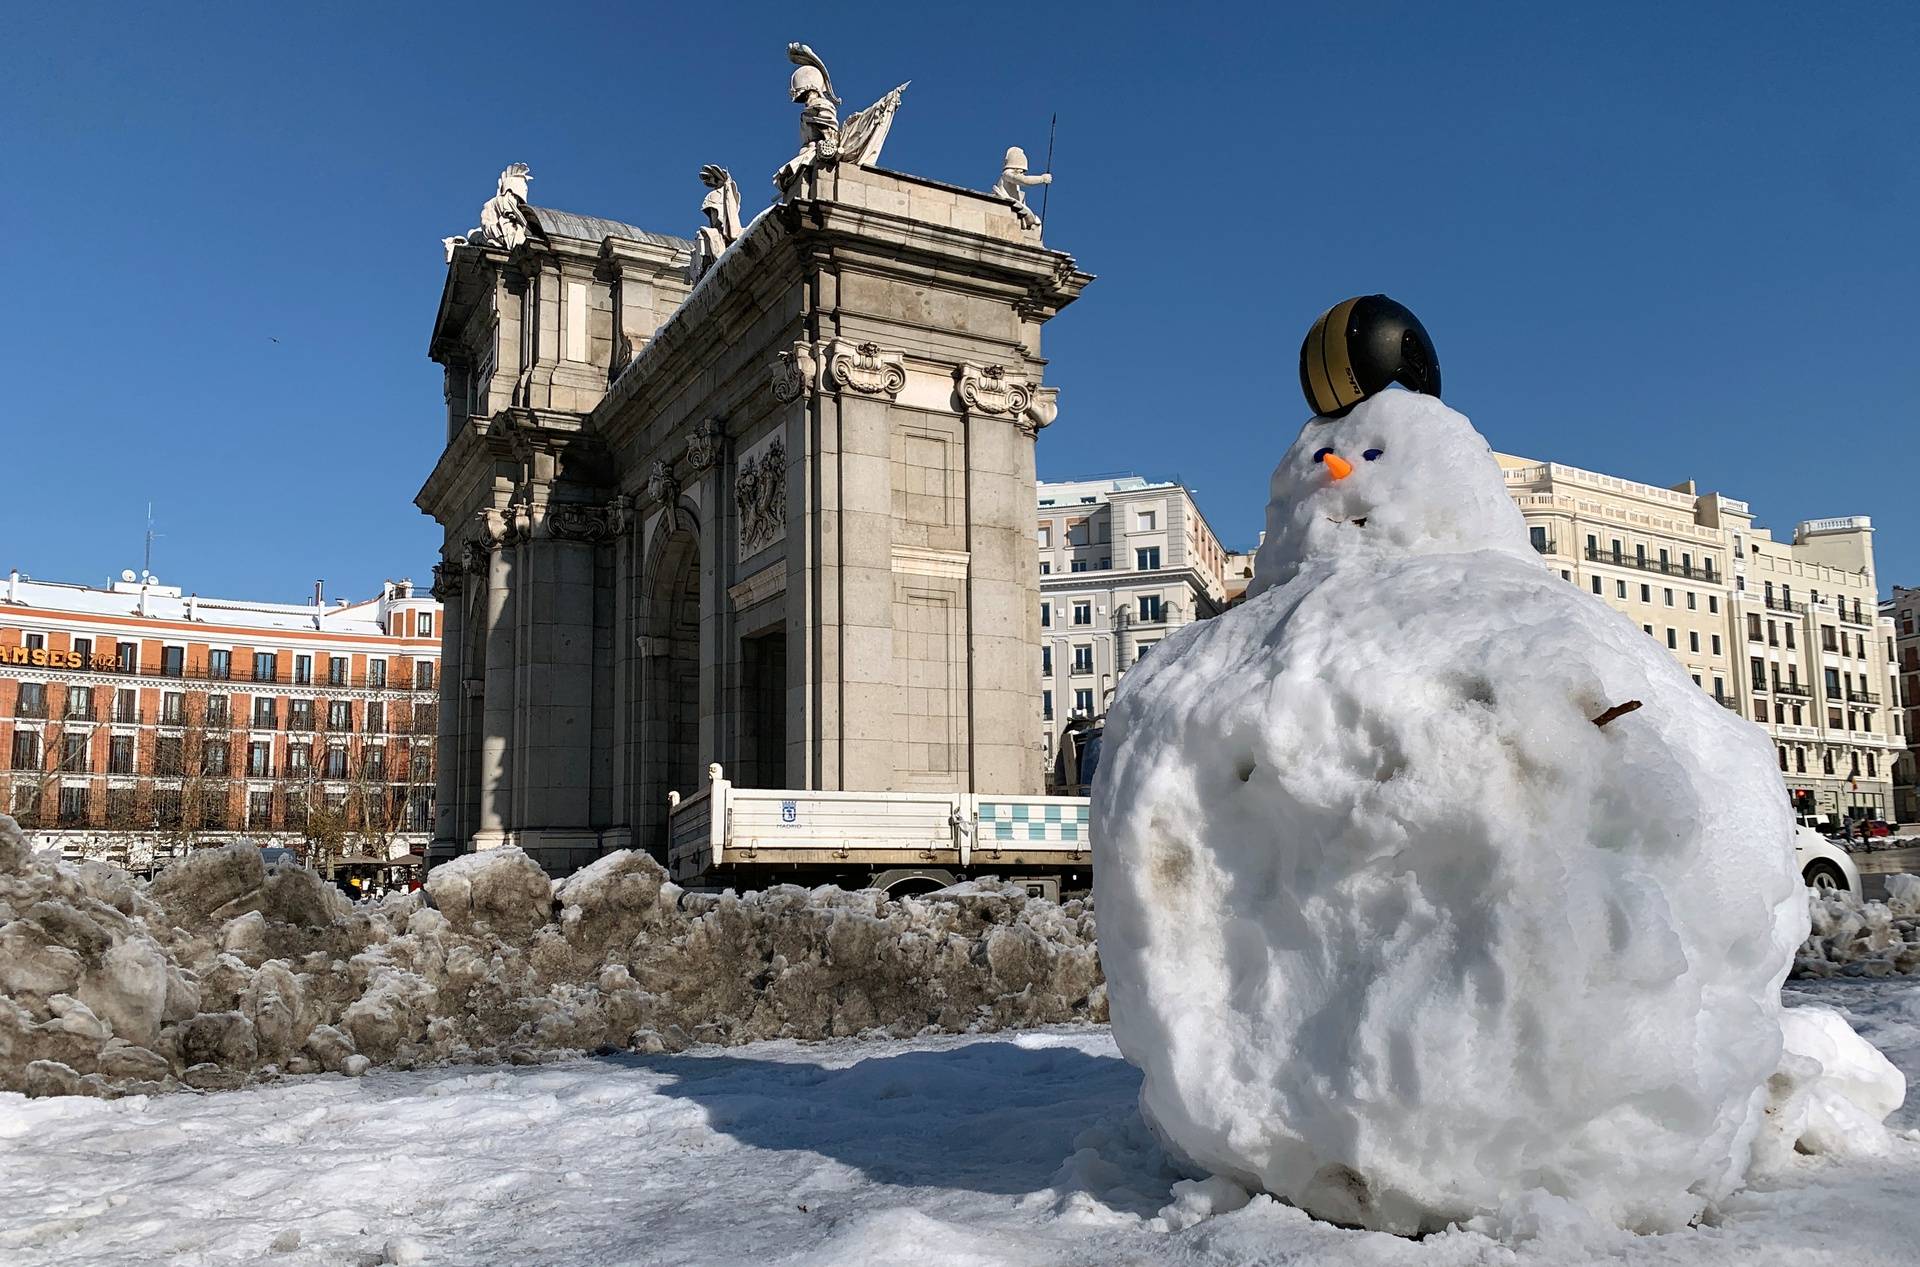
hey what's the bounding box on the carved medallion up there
[735,433,789,558]
[544,503,618,542]
[646,459,680,510]
[430,561,463,601]
[956,363,1034,417]
[686,418,725,473]
[826,339,907,398]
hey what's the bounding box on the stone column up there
[475,520,518,848]
[429,556,463,860]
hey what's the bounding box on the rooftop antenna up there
[142,503,163,581]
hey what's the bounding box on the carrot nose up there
[1321,451,1354,481]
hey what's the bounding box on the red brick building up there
[1,570,440,868]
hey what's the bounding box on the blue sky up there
[3,2,1914,602]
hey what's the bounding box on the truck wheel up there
[1803,860,1848,895]
[868,868,956,897]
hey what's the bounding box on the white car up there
[1793,825,1862,898]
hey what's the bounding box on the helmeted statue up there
[993,147,1051,230]
[774,43,908,197]
[689,165,743,283]
[444,162,534,260]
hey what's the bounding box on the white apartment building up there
[1884,587,1919,823]
[1501,457,1901,826]
[1035,477,1234,772]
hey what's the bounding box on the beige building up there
[1035,477,1232,771]
[1501,456,1901,826]
[1884,587,1919,822]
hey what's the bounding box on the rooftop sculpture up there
[993,147,1052,230]
[688,165,743,283]
[774,43,907,197]
[443,163,533,260]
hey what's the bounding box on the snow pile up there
[1758,1001,1907,1163]
[0,814,1103,1098]
[1094,390,1814,1234]
[1796,881,1920,976]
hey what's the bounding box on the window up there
[365,747,386,781]
[66,686,93,720]
[1821,627,1837,652]
[414,661,434,691]
[1138,594,1164,623]
[411,745,433,779]
[9,731,40,771]
[15,682,46,717]
[1750,657,1766,688]
[1643,624,1654,636]
[328,701,353,732]
[1767,620,1778,647]
[1823,750,1834,775]
[1713,676,1726,699]
[155,736,183,776]
[324,747,348,779]
[1689,631,1700,653]
[208,649,231,680]
[1041,646,1052,675]
[1709,596,1719,614]
[117,641,138,672]
[289,700,314,731]
[249,790,271,827]
[253,652,278,682]
[1135,510,1158,532]
[106,788,135,826]
[73,637,92,664]
[1776,745,1786,770]
[207,694,230,725]
[328,657,349,686]
[1072,601,1092,626]
[1136,547,1161,570]
[1038,525,1052,548]
[1586,533,1598,555]
[1785,625,1796,650]
[1686,592,1696,610]
[161,692,185,724]
[1098,557,1110,570]
[1039,562,1050,575]
[1041,690,1053,720]
[1666,628,1678,649]
[1663,588,1674,607]
[1795,749,1806,773]
[62,733,90,773]
[1755,699,1770,723]
[113,689,138,723]
[365,702,385,733]
[23,633,44,650]
[1616,580,1627,599]
[1039,603,1050,629]
[419,613,435,638]
[59,785,90,825]
[1825,667,1842,696]
[204,741,229,776]
[1711,635,1722,655]
[248,742,272,778]
[108,735,134,775]
[1640,584,1651,603]
[286,745,310,776]
[1590,577,1602,595]
[1070,559,1089,573]
[1073,688,1094,716]
[252,698,276,730]
[1529,525,1548,552]
[1748,614,1763,642]
[368,659,388,689]
[294,654,313,685]
[1135,641,1157,662]
[161,645,185,678]
[1072,644,1094,674]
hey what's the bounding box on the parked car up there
[1793,826,1861,897]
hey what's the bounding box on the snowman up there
[1092,297,1815,1233]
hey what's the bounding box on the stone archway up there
[640,512,703,853]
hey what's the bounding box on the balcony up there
[1774,682,1812,699]
[1763,595,1807,615]
[1714,694,1741,711]
[1849,690,1882,706]
[49,656,436,693]
[1583,545,1718,581]
[249,715,280,731]
[111,706,144,725]
[1530,536,1556,556]
[14,699,49,719]
[64,705,96,722]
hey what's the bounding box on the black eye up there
[1363,448,1384,461]
[1312,446,1334,463]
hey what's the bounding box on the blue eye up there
[1312,446,1334,463]
[1363,448,1384,461]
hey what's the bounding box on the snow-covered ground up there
[5,979,1917,1267]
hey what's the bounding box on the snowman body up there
[1093,391,1807,1233]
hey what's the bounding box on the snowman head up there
[1249,388,1533,593]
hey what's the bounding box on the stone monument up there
[418,45,1091,873]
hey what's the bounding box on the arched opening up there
[641,518,703,852]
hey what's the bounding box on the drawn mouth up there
[1326,516,1369,527]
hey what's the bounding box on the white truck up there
[667,764,1093,899]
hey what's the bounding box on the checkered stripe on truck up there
[976,801,1089,844]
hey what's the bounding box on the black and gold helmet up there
[1299,295,1442,418]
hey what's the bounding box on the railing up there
[14,700,49,718]
[1774,682,1812,698]
[64,706,96,721]
[1849,690,1881,706]
[1764,596,1807,615]
[1582,545,1718,581]
[1714,694,1740,710]
[1839,608,1873,628]
[24,656,437,693]
[112,707,144,724]
[1530,536,1556,555]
